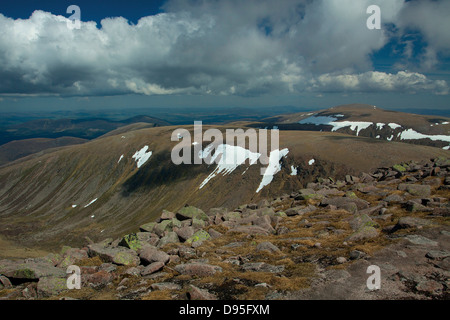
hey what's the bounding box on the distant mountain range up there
[0,115,171,166]
[250,104,450,149]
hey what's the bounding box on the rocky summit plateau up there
[1,157,448,300]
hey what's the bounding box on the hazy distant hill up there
[0,137,88,167]
[0,115,171,146]
[252,104,450,149]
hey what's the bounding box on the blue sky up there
[0,0,449,112]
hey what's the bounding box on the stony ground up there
[0,158,449,300]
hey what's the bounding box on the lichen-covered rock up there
[349,214,379,231]
[398,184,431,197]
[295,189,323,201]
[139,222,157,233]
[346,226,379,242]
[186,230,211,246]
[157,232,180,248]
[87,244,140,266]
[37,277,68,298]
[177,206,209,221]
[58,248,89,268]
[223,211,242,221]
[0,260,66,280]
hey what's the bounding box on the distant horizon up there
[1,103,449,123]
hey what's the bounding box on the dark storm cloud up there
[0,0,448,98]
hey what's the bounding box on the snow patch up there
[399,129,450,143]
[387,135,394,141]
[199,144,261,189]
[376,123,385,130]
[443,146,450,150]
[388,123,402,130]
[331,121,373,136]
[256,148,289,193]
[118,154,124,163]
[290,165,298,176]
[308,159,315,166]
[299,116,373,136]
[71,205,77,208]
[84,198,98,208]
[132,146,153,168]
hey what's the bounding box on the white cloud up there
[0,0,448,98]
[397,0,450,70]
[310,71,448,95]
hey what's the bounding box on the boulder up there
[153,220,174,237]
[398,184,431,197]
[295,189,323,201]
[138,245,170,264]
[257,207,276,216]
[403,235,438,246]
[174,226,195,242]
[285,205,316,217]
[157,232,180,248]
[187,285,218,300]
[87,244,140,266]
[0,260,66,281]
[186,230,211,246]
[37,277,68,298]
[405,201,432,213]
[83,270,114,288]
[177,206,209,221]
[192,217,207,229]
[57,248,88,268]
[253,215,276,234]
[141,262,165,276]
[208,228,223,239]
[0,275,12,289]
[174,263,222,277]
[223,212,242,221]
[139,222,157,233]
[394,217,432,230]
[321,197,369,212]
[256,242,281,254]
[349,214,379,231]
[426,250,450,260]
[384,194,404,203]
[346,226,379,242]
[119,233,144,251]
[160,210,176,220]
[178,246,197,259]
[151,282,182,291]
